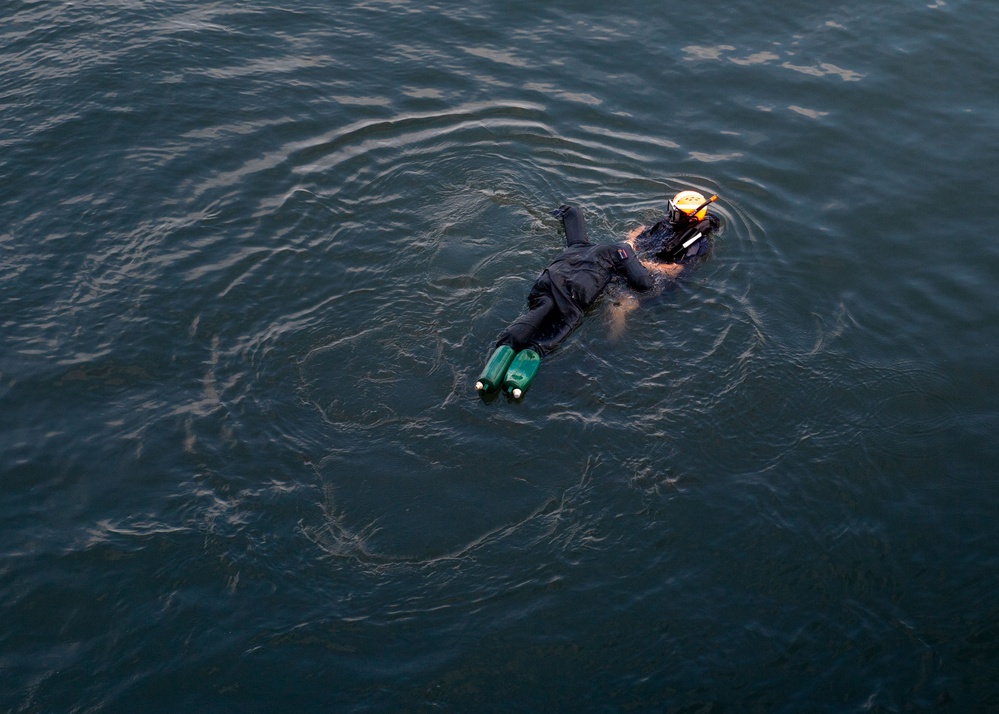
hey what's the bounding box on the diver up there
[608,190,721,336]
[630,189,720,269]
[475,203,657,398]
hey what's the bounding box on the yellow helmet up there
[668,190,709,223]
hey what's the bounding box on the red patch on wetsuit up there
[617,248,629,260]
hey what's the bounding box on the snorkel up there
[669,193,718,228]
[689,194,718,220]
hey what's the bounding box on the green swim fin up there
[502,349,541,398]
[475,345,516,393]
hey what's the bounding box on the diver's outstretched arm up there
[607,292,640,341]
[624,225,645,246]
[558,205,590,247]
[640,260,684,278]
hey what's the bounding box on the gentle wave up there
[4,0,999,710]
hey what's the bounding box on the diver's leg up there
[496,293,555,351]
[486,295,555,396]
[530,307,583,357]
[478,294,551,393]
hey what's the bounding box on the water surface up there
[2,0,998,711]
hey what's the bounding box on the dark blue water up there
[3,0,998,711]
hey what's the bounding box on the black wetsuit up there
[633,212,720,265]
[495,205,655,356]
